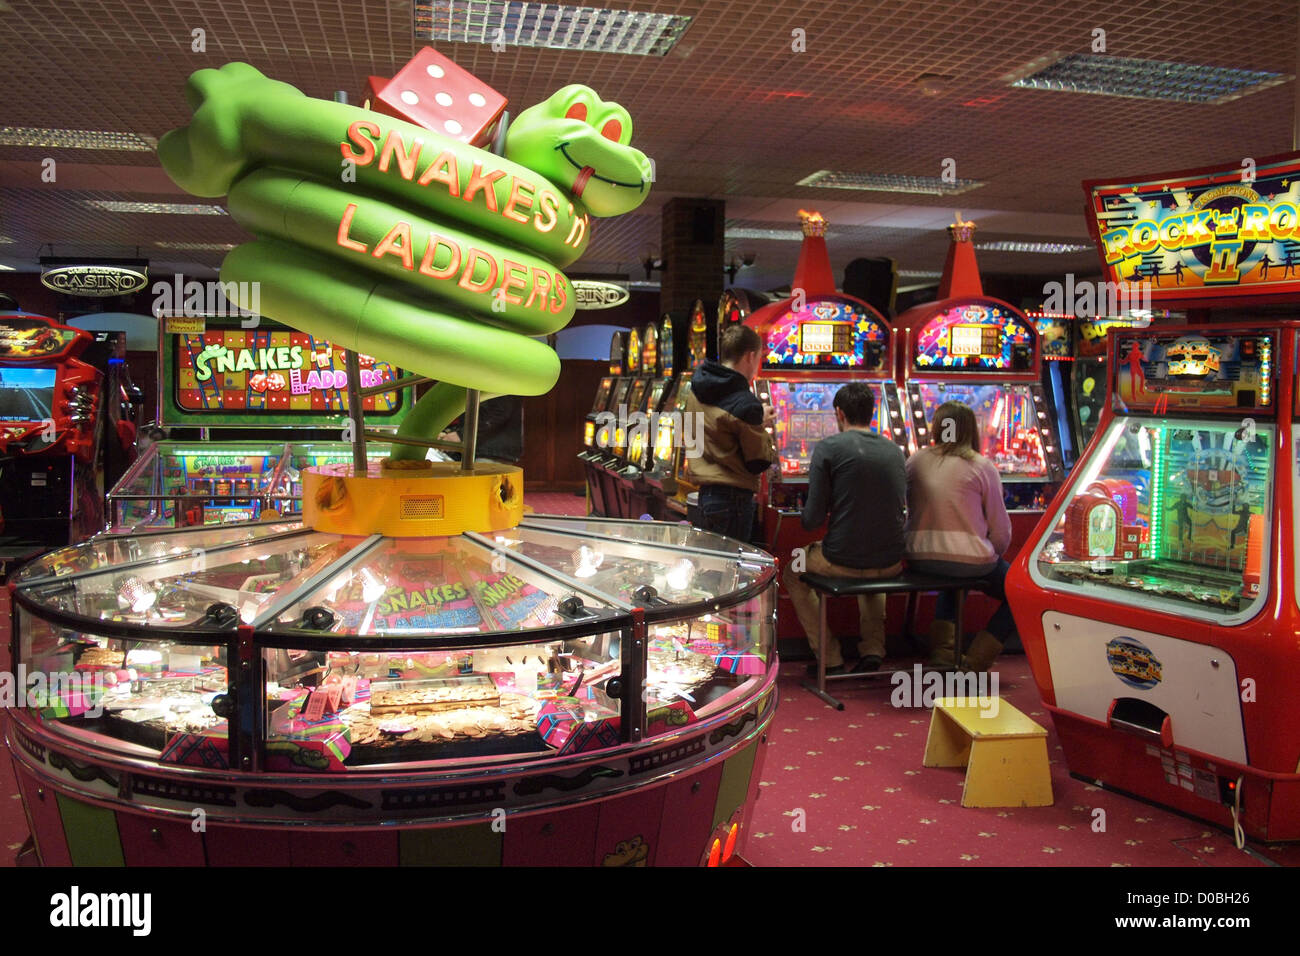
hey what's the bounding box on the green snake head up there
[505,84,652,218]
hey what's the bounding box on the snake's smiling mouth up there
[557,143,646,198]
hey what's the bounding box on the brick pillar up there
[659,197,724,315]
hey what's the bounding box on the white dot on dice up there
[435,92,453,107]
[426,64,445,79]
[469,92,486,108]
[400,90,419,105]
[445,119,463,135]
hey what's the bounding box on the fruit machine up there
[666,301,716,518]
[632,312,692,519]
[898,223,1065,555]
[107,317,407,531]
[0,314,132,576]
[717,289,771,353]
[579,331,626,517]
[587,331,635,517]
[597,324,652,516]
[748,294,908,633]
[1030,311,1080,469]
[611,320,674,519]
[1007,322,1300,840]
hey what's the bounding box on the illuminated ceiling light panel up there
[414,1,693,56]
[0,263,15,272]
[1006,53,1289,104]
[727,228,819,241]
[797,170,984,195]
[975,241,1092,254]
[898,270,942,279]
[85,200,228,215]
[154,241,238,250]
[0,126,157,150]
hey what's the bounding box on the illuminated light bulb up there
[723,822,738,861]
[116,577,157,614]
[573,546,604,578]
[666,558,695,592]
[240,603,258,624]
[360,568,385,603]
[707,839,721,867]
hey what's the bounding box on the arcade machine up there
[107,317,407,530]
[1009,152,1300,842]
[0,313,132,575]
[1009,323,1292,837]
[743,211,909,637]
[666,301,717,518]
[717,288,772,351]
[1070,318,1141,460]
[1031,311,1078,469]
[629,312,692,519]
[578,330,625,517]
[597,325,653,517]
[586,330,639,517]
[897,219,1065,555]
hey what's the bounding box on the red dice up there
[369,47,507,147]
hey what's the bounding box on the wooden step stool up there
[923,696,1053,808]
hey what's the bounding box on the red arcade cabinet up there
[1008,152,1300,841]
[0,314,126,572]
[743,211,909,636]
[898,219,1065,555]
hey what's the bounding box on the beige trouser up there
[783,542,903,667]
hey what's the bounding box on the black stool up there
[798,571,994,709]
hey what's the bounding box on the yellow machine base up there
[303,460,524,537]
[923,696,1054,809]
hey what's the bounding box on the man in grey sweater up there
[783,383,907,676]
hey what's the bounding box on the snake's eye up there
[566,102,588,122]
[600,118,623,142]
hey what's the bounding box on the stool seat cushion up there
[798,571,994,597]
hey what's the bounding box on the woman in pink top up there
[906,401,1015,671]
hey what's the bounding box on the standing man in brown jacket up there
[684,324,778,542]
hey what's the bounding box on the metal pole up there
[334,89,369,475]
[462,389,480,471]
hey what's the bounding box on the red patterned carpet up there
[523,490,589,516]
[746,656,1300,867]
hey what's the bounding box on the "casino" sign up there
[40,264,149,297]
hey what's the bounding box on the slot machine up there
[898,222,1065,554]
[632,312,690,519]
[717,289,772,353]
[589,329,641,517]
[667,301,716,518]
[579,331,624,516]
[0,313,129,572]
[107,316,408,530]
[741,211,910,637]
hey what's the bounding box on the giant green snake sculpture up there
[158,62,653,460]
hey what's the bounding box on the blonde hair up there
[931,401,980,459]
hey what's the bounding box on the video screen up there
[767,380,883,477]
[0,367,57,422]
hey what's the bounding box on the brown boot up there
[926,619,957,669]
[961,630,1004,672]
